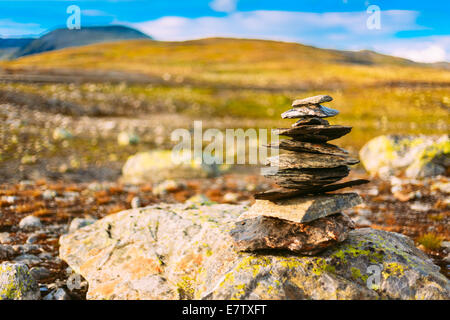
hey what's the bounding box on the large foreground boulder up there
[359,135,449,179]
[121,150,226,184]
[0,262,41,300]
[59,204,449,300]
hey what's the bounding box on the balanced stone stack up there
[231,95,369,255]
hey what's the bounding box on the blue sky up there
[0,0,449,62]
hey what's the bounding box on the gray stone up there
[441,241,450,250]
[223,192,239,204]
[431,181,450,194]
[63,191,80,200]
[26,235,39,244]
[19,215,42,230]
[444,254,450,264]
[54,288,71,300]
[359,134,449,179]
[271,174,347,189]
[352,216,372,227]
[29,267,51,280]
[267,139,349,156]
[0,244,14,260]
[117,132,140,146]
[231,213,354,255]
[186,194,212,205]
[53,128,73,141]
[292,117,329,126]
[12,244,41,254]
[409,202,432,212]
[39,252,53,260]
[282,105,339,119]
[0,232,13,244]
[267,152,358,170]
[292,95,333,107]
[254,179,369,201]
[130,197,141,209]
[153,179,184,196]
[264,166,350,183]
[240,193,362,223]
[59,204,449,300]
[68,217,97,234]
[122,150,226,184]
[0,262,41,300]
[43,288,71,300]
[42,190,57,200]
[13,254,42,266]
[276,125,352,142]
[26,232,44,244]
[1,196,16,205]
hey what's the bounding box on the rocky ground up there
[58,203,449,300]
[0,170,449,299]
[0,89,448,299]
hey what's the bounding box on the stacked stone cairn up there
[231,95,369,255]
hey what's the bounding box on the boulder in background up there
[359,135,449,179]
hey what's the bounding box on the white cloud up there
[130,10,449,63]
[408,46,446,63]
[133,10,418,41]
[81,9,110,17]
[209,0,237,13]
[374,37,450,63]
[0,19,44,38]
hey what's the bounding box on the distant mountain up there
[0,38,34,59]
[0,38,34,49]
[6,37,449,89]
[430,61,450,70]
[12,25,151,58]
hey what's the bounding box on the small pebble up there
[130,196,141,209]
[26,233,41,244]
[30,267,51,280]
[0,232,12,244]
[1,195,17,204]
[366,187,379,196]
[410,202,432,212]
[13,254,42,266]
[39,252,53,260]
[186,194,210,205]
[441,241,450,251]
[42,190,57,200]
[443,253,450,264]
[223,192,239,203]
[44,288,71,300]
[68,217,96,233]
[0,244,14,259]
[352,216,372,227]
[19,215,42,230]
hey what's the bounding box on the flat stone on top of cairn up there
[281,95,338,119]
[292,94,333,106]
[230,94,369,255]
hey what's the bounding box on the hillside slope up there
[12,25,151,58]
[0,37,448,150]
[0,38,34,59]
[5,37,450,88]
